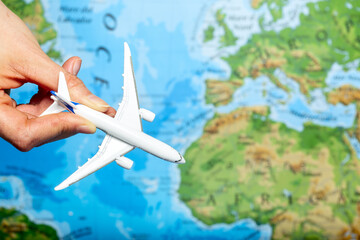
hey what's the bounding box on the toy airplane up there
[41,42,185,191]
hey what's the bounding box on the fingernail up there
[72,58,82,75]
[109,111,116,118]
[87,94,110,110]
[77,123,96,134]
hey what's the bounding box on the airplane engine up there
[115,156,134,170]
[139,108,155,122]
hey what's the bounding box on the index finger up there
[15,50,110,113]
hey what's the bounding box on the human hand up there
[0,2,116,151]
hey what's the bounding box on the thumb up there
[62,56,82,76]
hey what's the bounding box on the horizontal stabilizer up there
[40,72,70,116]
[40,100,66,117]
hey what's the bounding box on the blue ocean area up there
[0,181,13,199]
[325,64,360,89]
[346,133,360,159]
[216,74,356,132]
[287,97,355,128]
[2,0,360,237]
[0,0,271,239]
[7,0,360,238]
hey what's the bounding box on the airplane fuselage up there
[72,104,184,163]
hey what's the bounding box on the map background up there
[1,0,359,239]
[1,0,271,239]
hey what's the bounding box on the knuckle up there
[13,138,33,152]
[12,125,34,152]
[0,93,16,106]
[66,75,85,90]
[16,144,32,152]
[54,113,76,134]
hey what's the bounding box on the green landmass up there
[266,0,288,22]
[184,1,360,238]
[202,9,239,105]
[179,106,360,238]
[215,9,238,47]
[206,0,360,106]
[3,0,62,61]
[204,26,215,43]
[0,207,58,240]
[204,79,242,106]
[252,0,289,22]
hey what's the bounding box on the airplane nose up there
[176,153,186,164]
[179,156,186,164]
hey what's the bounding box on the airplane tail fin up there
[57,72,71,101]
[40,72,71,116]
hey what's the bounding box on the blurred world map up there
[1,0,360,239]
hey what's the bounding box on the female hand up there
[0,1,115,151]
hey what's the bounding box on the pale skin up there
[0,1,116,151]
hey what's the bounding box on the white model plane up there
[41,42,185,191]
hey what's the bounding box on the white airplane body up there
[41,42,185,191]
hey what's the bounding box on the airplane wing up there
[54,42,143,190]
[115,42,143,131]
[54,135,134,190]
